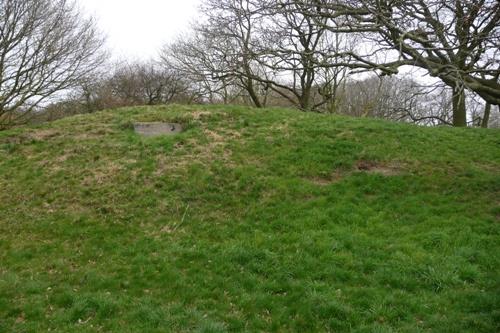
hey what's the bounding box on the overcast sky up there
[80,0,201,60]
[78,0,435,84]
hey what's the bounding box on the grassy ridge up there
[0,105,499,332]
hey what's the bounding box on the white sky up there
[79,0,201,60]
[78,0,437,85]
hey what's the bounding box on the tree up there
[63,61,192,114]
[303,0,500,126]
[162,32,242,104]
[253,0,344,110]
[162,0,270,107]
[109,61,189,106]
[334,76,452,125]
[0,0,106,129]
[197,0,269,108]
[163,0,353,111]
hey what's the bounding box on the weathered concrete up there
[133,122,183,137]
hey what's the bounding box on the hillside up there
[0,105,499,332]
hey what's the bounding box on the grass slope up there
[0,105,499,332]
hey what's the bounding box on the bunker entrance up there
[133,122,183,137]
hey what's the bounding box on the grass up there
[0,104,499,332]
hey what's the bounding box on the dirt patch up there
[478,163,500,174]
[336,130,356,139]
[355,160,404,176]
[308,170,345,186]
[154,128,238,176]
[82,161,125,186]
[2,125,116,146]
[307,160,405,186]
[154,154,192,176]
[204,129,224,142]
[191,111,212,120]
[28,129,60,140]
[2,129,60,144]
[72,126,115,140]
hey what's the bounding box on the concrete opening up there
[134,122,183,137]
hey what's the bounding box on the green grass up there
[0,104,499,332]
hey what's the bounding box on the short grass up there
[0,105,499,332]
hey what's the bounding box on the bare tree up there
[334,76,456,126]
[0,0,106,129]
[163,0,353,111]
[112,61,189,106]
[78,61,191,110]
[300,0,500,126]
[196,0,269,107]
[250,0,352,111]
[162,32,242,104]
[160,0,499,126]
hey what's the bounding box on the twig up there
[173,204,190,232]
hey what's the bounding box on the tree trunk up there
[246,78,262,108]
[452,87,467,127]
[300,95,311,111]
[481,103,491,128]
[300,85,313,111]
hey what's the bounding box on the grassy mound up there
[1,105,499,332]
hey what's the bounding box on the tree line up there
[1,0,499,129]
